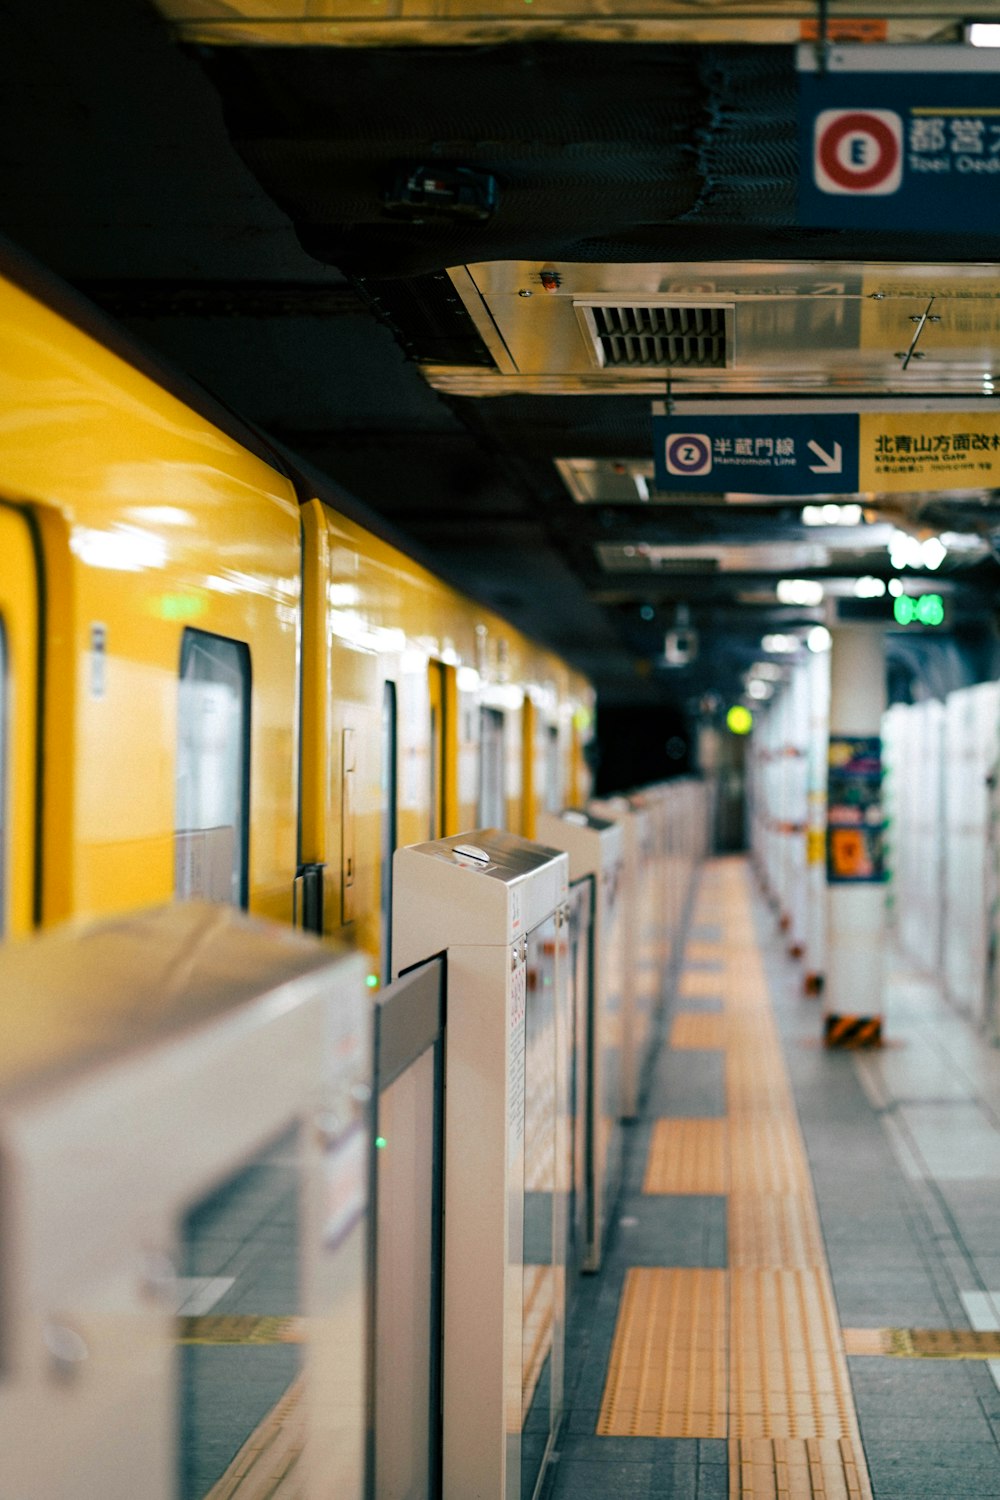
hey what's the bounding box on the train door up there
[0,507,39,938]
[175,629,251,908]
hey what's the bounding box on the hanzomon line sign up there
[799,45,1000,233]
[652,413,859,495]
[652,409,1000,496]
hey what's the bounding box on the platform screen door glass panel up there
[175,630,250,906]
[381,680,398,985]
[0,619,7,937]
[375,1048,439,1499]
[521,913,557,1500]
[177,1127,302,1500]
[567,879,594,1277]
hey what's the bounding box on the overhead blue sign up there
[652,412,859,495]
[799,45,1000,232]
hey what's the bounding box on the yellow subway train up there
[0,245,594,972]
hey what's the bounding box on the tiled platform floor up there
[543,857,1000,1499]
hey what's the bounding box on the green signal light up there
[893,593,944,627]
[726,705,753,736]
[366,974,379,989]
[375,1136,387,1150]
[157,593,206,622]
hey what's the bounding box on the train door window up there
[545,724,562,813]
[175,630,251,907]
[0,619,7,937]
[479,707,506,828]
[381,680,398,984]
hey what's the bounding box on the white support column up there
[824,626,887,1042]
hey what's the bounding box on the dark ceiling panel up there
[2,0,999,714]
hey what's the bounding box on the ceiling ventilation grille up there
[577,303,730,369]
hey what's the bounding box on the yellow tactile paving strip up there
[685,941,725,964]
[669,1011,726,1049]
[730,1117,812,1197]
[598,1268,727,1437]
[843,1327,1000,1359]
[203,1376,304,1500]
[730,1268,858,1438]
[601,858,874,1499]
[522,1263,556,1419]
[729,1193,827,1271]
[679,968,726,1000]
[730,1437,865,1500]
[644,1118,729,1195]
[177,1314,303,1344]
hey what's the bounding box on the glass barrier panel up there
[177,1127,301,1499]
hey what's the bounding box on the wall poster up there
[827,735,885,883]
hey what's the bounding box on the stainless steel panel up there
[434,259,1000,397]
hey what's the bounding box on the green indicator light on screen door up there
[727,705,753,735]
[375,1137,387,1150]
[893,594,944,627]
[366,974,379,989]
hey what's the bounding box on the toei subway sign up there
[799,46,1000,231]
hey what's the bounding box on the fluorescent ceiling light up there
[801,502,863,527]
[750,661,784,681]
[777,578,824,606]
[761,633,801,654]
[968,22,1000,45]
[853,576,887,598]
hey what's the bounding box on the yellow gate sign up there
[858,411,1000,492]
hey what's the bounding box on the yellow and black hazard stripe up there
[824,1014,883,1049]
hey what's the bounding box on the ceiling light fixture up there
[853,576,887,598]
[807,626,833,653]
[761,632,801,654]
[887,529,948,571]
[777,578,824,606]
[801,502,863,527]
[749,661,784,681]
[968,22,1000,45]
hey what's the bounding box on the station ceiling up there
[4,0,1000,719]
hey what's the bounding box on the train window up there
[479,707,506,828]
[0,619,7,938]
[175,630,251,908]
[381,680,398,984]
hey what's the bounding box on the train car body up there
[0,255,593,973]
[0,269,302,935]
